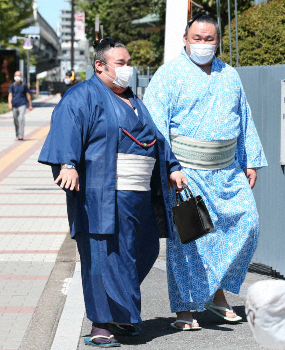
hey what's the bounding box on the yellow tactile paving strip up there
[0,126,50,173]
[0,127,35,130]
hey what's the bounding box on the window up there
[80,50,84,55]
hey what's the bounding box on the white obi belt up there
[170,134,237,170]
[116,153,156,191]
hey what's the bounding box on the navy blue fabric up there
[8,83,29,107]
[76,103,159,324]
[76,190,159,324]
[38,74,180,239]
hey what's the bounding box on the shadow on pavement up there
[196,305,247,328]
[81,312,246,347]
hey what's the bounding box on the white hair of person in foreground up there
[246,280,285,349]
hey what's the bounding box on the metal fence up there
[86,65,155,99]
[236,65,285,277]
[86,63,285,277]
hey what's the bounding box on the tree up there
[221,0,285,66]
[193,0,254,37]
[0,0,33,43]
[76,0,151,44]
[76,0,168,67]
[126,40,156,68]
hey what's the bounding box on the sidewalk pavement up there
[0,96,276,350]
[0,95,76,350]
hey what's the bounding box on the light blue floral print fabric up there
[143,48,268,312]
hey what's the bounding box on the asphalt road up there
[77,239,271,350]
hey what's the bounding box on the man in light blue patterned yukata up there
[144,14,268,331]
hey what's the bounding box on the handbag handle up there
[175,183,194,205]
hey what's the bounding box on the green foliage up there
[76,0,151,44]
[0,99,10,114]
[193,0,253,36]
[79,70,86,81]
[76,0,165,67]
[126,40,156,68]
[221,0,285,66]
[0,0,33,43]
[149,0,166,21]
[148,0,166,67]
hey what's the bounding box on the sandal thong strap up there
[174,319,198,325]
[89,335,115,341]
[209,303,233,313]
[116,324,133,329]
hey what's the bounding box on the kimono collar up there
[92,74,137,108]
[123,87,137,110]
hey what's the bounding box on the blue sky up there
[37,0,70,32]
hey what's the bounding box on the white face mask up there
[187,42,216,65]
[14,76,22,82]
[64,78,71,85]
[103,63,133,88]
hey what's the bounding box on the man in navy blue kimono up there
[38,38,187,347]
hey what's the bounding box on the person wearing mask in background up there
[144,14,267,330]
[38,38,187,347]
[60,70,76,98]
[8,71,33,140]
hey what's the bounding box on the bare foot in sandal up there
[173,311,201,329]
[213,289,237,318]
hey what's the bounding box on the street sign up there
[23,38,33,50]
[8,36,17,44]
[21,26,40,35]
[75,11,86,40]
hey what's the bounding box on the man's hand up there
[55,169,80,191]
[8,103,12,110]
[243,168,257,189]
[168,171,188,192]
[29,105,33,111]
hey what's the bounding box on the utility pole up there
[164,0,188,63]
[95,17,99,41]
[27,50,30,88]
[68,0,97,71]
[227,0,232,66]
[216,0,222,57]
[234,0,239,67]
[71,0,75,70]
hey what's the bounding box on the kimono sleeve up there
[38,85,89,167]
[157,130,181,175]
[143,66,173,145]
[236,79,268,170]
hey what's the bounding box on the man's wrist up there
[61,164,76,170]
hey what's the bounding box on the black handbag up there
[172,184,214,244]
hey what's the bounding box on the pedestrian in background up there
[60,70,76,98]
[144,14,267,330]
[8,71,33,140]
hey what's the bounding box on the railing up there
[235,64,285,277]
[86,66,155,99]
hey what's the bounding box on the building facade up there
[58,8,90,81]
